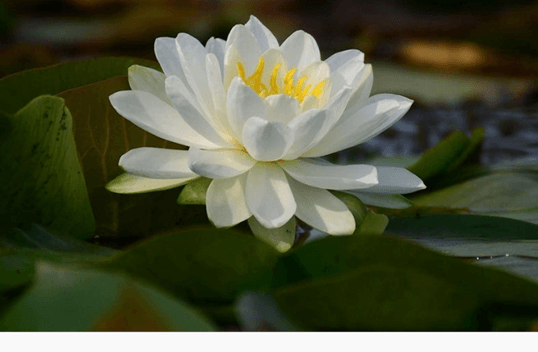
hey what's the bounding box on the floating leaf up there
[0,261,216,331]
[271,234,538,330]
[411,172,538,212]
[0,96,94,238]
[235,292,301,331]
[102,228,280,304]
[0,57,160,115]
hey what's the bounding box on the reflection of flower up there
[108,16,425,247]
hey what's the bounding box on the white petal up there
[248,216,295,253]
[326,50,366,95]
[246,163,296,228]
[288,176,355,235]
[280,30,321,72]
[281,159,378,190]
[176,33,215,118]
[341,64,374,117]
[245,15,279,52]
[226,77,267,143]
[259,49,288,88]
[242,116,293,161]
[128,65,169,104]
[154,37,185,79]
[358,167,426,194]
[206,37,226,73]
[225,25,262,74]
[303,94,410,157]
[346,192,413,209]
[188,147,256,179]
[264,94,300,124]
[206,173,251,227]
[298,61,331,91]
[119,147,196,179]
[109,90,218,149]
[205,53,230,134]
[165,76,230,147]
[287,86,353,159]
[106,173,197,194]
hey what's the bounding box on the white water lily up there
[107,16,425,251]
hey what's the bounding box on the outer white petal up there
[225,25,262,74]
[345,192,413,209]
[281,159,378,190]
[109,90,218,149]
[205,53,231,134]
[280,30,321,72]
[357,166,426,194]
[154,37,186,80]
[106,173,197,194]
[165,76,230,147]
[128,65,169,104]
[340,64,374,118]
[176,33,215,118]
[205,37,226,73]
[303,94,411,157]
[246,163,296,228]
[245,15,279,52]
[242,116,293,162]
[326,50,366,96]
[226,77,267,143]
[119,147,196,179]
[287,176,355,235]
[206,173,251,227]
[264,94,300,124]
[188,147,256,179]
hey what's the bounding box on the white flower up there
[107,16,425,250]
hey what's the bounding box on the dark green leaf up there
[102,228,280,304]
[0,261,216,331]
[0,96,94,238]
[0,57,160,115]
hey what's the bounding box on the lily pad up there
[0,261,216,331]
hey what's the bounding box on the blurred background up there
[1,0,538,163]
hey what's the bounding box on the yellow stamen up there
[236,58,325,103]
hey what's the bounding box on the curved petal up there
[280,30,321,72]
[326,51,365,96]
[106,173,197,194]
[226,77,267,143]
[339,64,374,119]
[245,15,279,52]
[357,167,426,194]
[242,116,293,162]
[188,147,256,179]
[345,191,413,209]
[264,94,300,124]
[165,76,230,147]
[154,37,185,79]
[246,163,296,228]
[303,94,411,157]
[119,147,196,179]
[288,176,355,235]
[225,25,261,74]
[205,37,226,73]
[128,65,169,104]
[206,173,251,227]
[109,90,218,149]
[281,159,378,190]
[205,53,231,134]
[176,33,215,118]
[248,216,295,253]
[287,86,354,159]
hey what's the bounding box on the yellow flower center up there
[237,57,325,103]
